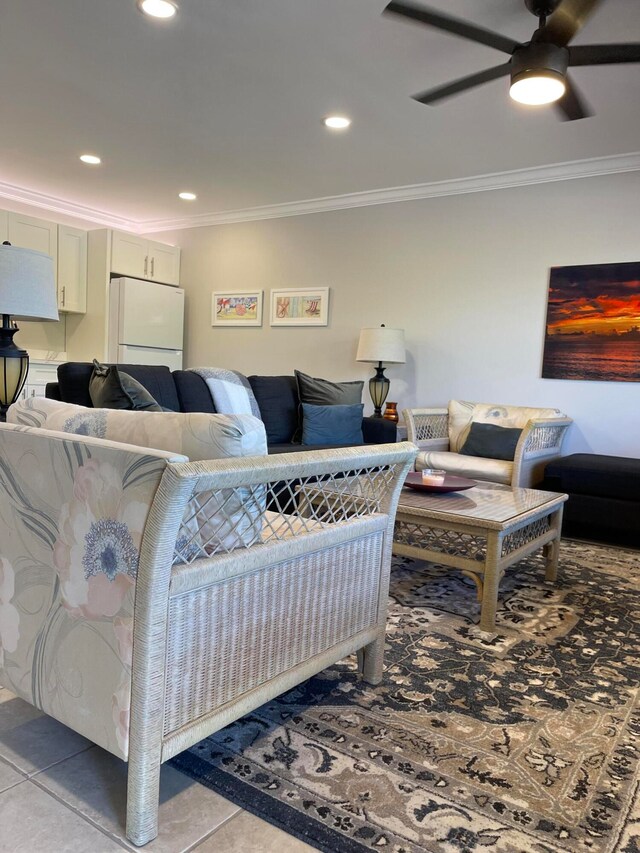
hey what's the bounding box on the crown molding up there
[2,152,639,235]
[0,180,139,232]
[138,151,640,233]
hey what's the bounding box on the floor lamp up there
[0,243,58,421]
[356,325,406,417]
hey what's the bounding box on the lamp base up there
[369,362,390,418]
[0,315,29,422]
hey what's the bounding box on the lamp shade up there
[0,245,58,321]
[356,326,405,364]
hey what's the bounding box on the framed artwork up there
[270,287,329,326]
[212,291,263,327]
[542,261,640,382]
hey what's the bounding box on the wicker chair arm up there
[402,408,449,449]
[518,418,573,458]
[511,417,572,487]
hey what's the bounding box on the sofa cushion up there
[57,362,181,411]
[448,400,564,452]
[416,450,513,486]
[8,398,268,555]
[173,370,217,413]
[459,422,522,461]
[301,402,364,447]
[89,360,163,412]
[248,375,299,445]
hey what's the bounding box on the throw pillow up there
[459,422,523,461]
[301,402,364,447]
[89,360,163,411]
[294,369,364,442]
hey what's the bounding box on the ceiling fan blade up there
[554,74,593,120]
[383,2,519,55]
[569,43,640,65]
[412,62,512,105]
[536,0,602,47]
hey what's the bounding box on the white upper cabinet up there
[111,231,180,286]
[7,212,58,285]
[57,225,87,313]
[111,231,149,279]
[147,239,180,286]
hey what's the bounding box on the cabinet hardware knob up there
[144,256,148,276]
[151,257,155,277]
[61,286,66,306]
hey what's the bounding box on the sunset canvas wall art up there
[542,262,640,382]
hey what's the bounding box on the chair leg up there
[357,635,385,685]
[125,755,161,847]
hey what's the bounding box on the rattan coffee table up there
[393,482,568,631]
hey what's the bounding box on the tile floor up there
[0,687,315,853]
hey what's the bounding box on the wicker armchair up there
[0,421,415,846]
[403,402,572,488]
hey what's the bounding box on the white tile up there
[35,746,241,853]
[0,780,124,853]
[196,810,317,852]
[0,689,43,735]
[0,757,25,793]
[0,712,91,776]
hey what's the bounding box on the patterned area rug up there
[170,541,640,853]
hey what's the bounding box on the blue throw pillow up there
[301,402,364,447]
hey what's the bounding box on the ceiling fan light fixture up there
[509,68,566,105]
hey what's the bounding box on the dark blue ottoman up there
[540,454,640,548]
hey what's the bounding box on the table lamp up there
[356,324,405,417]
[0,243,58,421]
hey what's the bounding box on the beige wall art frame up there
[270,287,329,326]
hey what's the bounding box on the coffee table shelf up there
[393,482,567,631]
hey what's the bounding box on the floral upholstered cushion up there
[0,423,185,761]
[447,400,564,453]
[9,397,268,557]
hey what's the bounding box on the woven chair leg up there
[357,635,385,685]
[125,759,161,847]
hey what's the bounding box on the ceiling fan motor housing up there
[510,42,569,86]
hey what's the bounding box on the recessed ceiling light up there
[178,192,197,201]
[323,115,351,130]
[137,0,178,19]
[79,154,101,165]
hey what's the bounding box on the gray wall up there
[152,170,640,457]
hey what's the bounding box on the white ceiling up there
[1,0,639,228]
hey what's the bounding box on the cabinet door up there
[57,225,87,313]
[7,213,58,285]
[111,231,149,279]
[0,210,8,242]
[148,240,180,286]
[26,362,59,398]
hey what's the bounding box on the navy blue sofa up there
[45,362,396,453]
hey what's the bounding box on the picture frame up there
[211,291,263,327]
[270,287,329,326]
[541,261,640,382]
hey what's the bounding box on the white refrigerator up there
[108,277,185,370]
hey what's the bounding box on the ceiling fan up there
[383,0,640,120]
